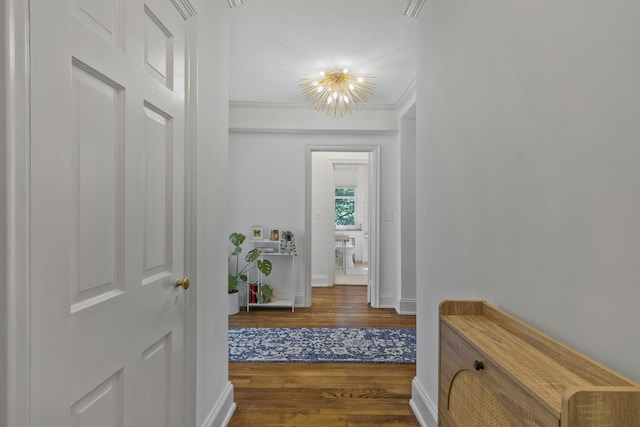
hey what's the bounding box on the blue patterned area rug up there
[228,327,416,363]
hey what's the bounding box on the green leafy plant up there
[255,284,273,303]
[228,232,272,294]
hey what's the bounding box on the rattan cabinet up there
[439,301,640,426]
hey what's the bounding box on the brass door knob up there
[175,277,190,290]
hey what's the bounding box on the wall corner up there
[200,382,235,427]
[410,377,438,427]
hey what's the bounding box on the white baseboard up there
[201,382,236,427]
[398,298,416,314]
[379,295,396,309]
[311,274,329,287]
[410,378,437,427]
[379,296,416,315]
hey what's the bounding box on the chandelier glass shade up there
[300,69,375,117]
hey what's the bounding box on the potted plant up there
[228,232,272,314]
[255,283,273,304]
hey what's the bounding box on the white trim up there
[326,159,335,287]
[179,0,197,17]
[170,0,197,19]
[410,378,438,427]
[398,298,417,315]
[311,274,329,287]
[1,0,7,418]
[183,8,199,427]
[305,145,381,309]
[378,296,397,309]
[403,0,426,19]
[230,79,416,112]
[369,147,381,308]
[229,100,399,111]
[304,148,313,307]
[328,158,369,284]
[200,382,236,427]
[227,0,243,8]
[395,77,416,111]
[229,127,398,136]
[3,0,31,425]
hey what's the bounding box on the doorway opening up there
[331,159,368,286]
[304,146,380,308]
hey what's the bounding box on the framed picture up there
[251,226,263,240]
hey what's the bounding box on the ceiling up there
[228,0,418,108]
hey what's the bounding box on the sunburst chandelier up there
[300,69,375,117]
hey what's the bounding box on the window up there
[335,187,356,228]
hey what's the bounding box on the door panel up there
[70,60,125,312]
[30,0,191,425]
[141,334,172,427]
[143,104,173,281]
[70,370,124,427]
[144,5,174,89]
[72,0,124,49]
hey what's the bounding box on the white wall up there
[228,104,402,307]
[413,1,640,424]
[400,111,417,314]
[194,2,234,426]
[311,152,331,286]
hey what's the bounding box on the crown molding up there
[170,0,197,19]
[229,101,400,112]
[395,77,416,110]
[230,77,416,113]
[229,127,398,136]
[404,0,425,18]
[180,0,197,16]
[230,101,311,109]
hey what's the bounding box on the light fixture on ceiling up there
[299,69,375,117]
[404,0,425,18]
[227,0,244,8]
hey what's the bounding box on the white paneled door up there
[29,0,192,425]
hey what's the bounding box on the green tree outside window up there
[335,188,356,226]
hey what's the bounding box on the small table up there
[335,234,350,274]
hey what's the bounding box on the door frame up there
[2,0,31,424]
[182,6,199,427]
[304,145,381,308]
[1,1,198,424]
[327,158,369,289]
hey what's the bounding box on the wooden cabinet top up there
[439,300,640,426]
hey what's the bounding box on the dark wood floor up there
[228,285,419,426]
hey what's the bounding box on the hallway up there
[228,286,418,426]
[229,285,415,329]
[334,266,368,286]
